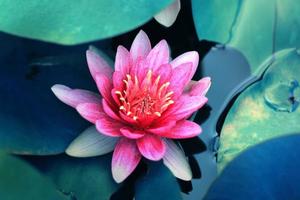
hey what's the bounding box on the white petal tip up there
[175,171,192,181]
[65,126,117,158]
[137,30,147,37]
[51,84,69,94]
[112,167,128,183]
[154,0,181,27]
[163,139,193,181]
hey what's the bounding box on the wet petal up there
[170,51,199,80]
[66,126,118,157]
[156,120,202,139]
[95,74,114,104]
[86,49,113,80]
[130,30,151,62]
[137,134,166,161]
[76,103,104,123]
[115,45,131,74]
[163,139,192,181]
[146,40,170,71]
[154,0,181,27]
[120,127,145,139]
[95,115,123,137]
[112,138,141,183]
[169,62,193,99]
[102,99,121,121]
[51,84,101,108]
[147,120,176,135]
[189,77,211,96]
[163,95,208,121]
[154,63,173,84]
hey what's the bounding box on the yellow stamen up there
[146,70,153,81]
[123,80,128,86]
[119,106,125,110]
[115,90,122,95]
[165,91,174,97]
[154,112,161,117]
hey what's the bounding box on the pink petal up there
[163,139,192,181]
[115,45,131,74]
[190,77,211,96]
[154,63,173,84]
[131,58,148,82]
[112,138,141,183]
[130,30,151,62]
[51,84,101,108]
[120,127,145,139]
[154,0,181,27]
[86,50,113,80]
[137,134,166,161]
[170,51,199,80]
[102,99,121,121]
[113,71,125,90]
[162,95,208,121]
[169,62,193,99]
[119,111,139,125]
[146,40,170,72]
[183,80,196,93]
[111,88,121,106]
[147,120,176,135]
[76,103,104,123]
[95,115,123,137]
[156,120,202,139]
[95,74,114,104]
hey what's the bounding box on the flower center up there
[115,70,174,122]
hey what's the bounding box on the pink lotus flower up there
[52,30,211,183]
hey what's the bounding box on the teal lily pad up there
[0,153,67,200]
[26,154,119,200]
[218,48,300,171]
[192,0,300,74]
[0,0,173,44]
[0,34,110,155]
[135,162,182,200]
[205,135,300,200]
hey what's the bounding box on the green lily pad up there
[217,48,300,171]
[192,0,300,74]
[135,162,182,200]
[0,34,110,155]
[205,135,300,199]
[0,153,67,200]
[27,154,119,200]
[0,0,173,44]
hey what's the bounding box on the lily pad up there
[0,153,66,200]
[204,135,300,200]
[185,46,253,199]
[192,0,300,74]
[26,154,119,200]
[218,48,300,171]
[0,0,173,44]
[135,162,182,200]
[0,33,109,155]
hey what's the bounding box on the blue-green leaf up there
[0,0,173,44]
[135,162,182,200]
[0,153,67,200]
[205,135,300,200]
[27,154,119,200]
[0,33,109,154]
[218,48,300,170]
[192,0,300,74]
